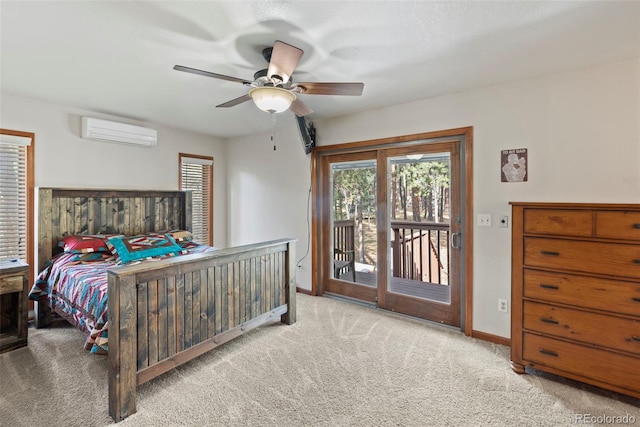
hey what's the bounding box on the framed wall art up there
[501,148,528,182]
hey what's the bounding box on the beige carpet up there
[1,294,638,426]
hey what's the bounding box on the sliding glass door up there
[322,151,378,303]
[379,142,460,326]
[317,139,463,327]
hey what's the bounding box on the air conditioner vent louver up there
[81,117,157,148]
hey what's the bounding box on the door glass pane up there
[388,153,451,302]
[331,160,377,286]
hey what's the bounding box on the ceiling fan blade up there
[173,65,251,85]
[293,82,364,96]
[267,40,303,83]
[289,99,314,117]
[216,94,252,108]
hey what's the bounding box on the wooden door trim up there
[0,129,35,288]
[376,150,389,308]
[312,126,474,336]
[313,127,473,154]
[463,127,473,336]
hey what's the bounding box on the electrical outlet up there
[477,214,491,227]
[297,264,303,272]
[498,299,508,312]
[498,215,509,228]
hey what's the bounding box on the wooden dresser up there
[510,202,640,398]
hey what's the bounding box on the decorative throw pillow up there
[59,235,109,254]
[106,233,183,264]
[165,229,193,243]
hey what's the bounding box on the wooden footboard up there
[107,238,296,422]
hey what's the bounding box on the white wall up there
[226,58,640,338]
[226,117,313,267]
[0,93,228,247]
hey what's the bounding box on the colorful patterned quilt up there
[29,244,217,355]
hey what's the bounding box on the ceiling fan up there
[173,40,364,117]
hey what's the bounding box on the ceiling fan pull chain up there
[271,112,277,151]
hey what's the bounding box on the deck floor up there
[337,271,450,304]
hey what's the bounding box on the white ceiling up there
[1,1,639,138]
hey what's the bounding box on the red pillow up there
[59,235,109,254]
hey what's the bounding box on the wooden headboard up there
[37,188,192,271]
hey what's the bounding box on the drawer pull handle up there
[540,318,559,325]
[633,223,640,229]
[539,348,558,357]
[632,336,640,342]
[633,297,640,303]
[540,250,559,256]
[540,283,559,290]
[633,260,640,265]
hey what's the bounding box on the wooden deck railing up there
[333,219,450,285]
[333,219,355,258]
[333,220,355,249]
[333,220,356,279]
[391,220,450,285]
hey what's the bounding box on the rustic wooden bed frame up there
[35,188,296,422]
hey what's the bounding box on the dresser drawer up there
[523,301,640,354]
[524,209,592,237]
[524,237,640,279]
[523,269,640,316]
[0,276,23,295]
[523,333,640,393]
[596,211,640,241]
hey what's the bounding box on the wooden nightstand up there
[0,260,29,353]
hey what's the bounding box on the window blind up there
[180,156,213,245]
[0,142,27,261]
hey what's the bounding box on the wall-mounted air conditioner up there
[81,117,158,148]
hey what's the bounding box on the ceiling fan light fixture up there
[249,87,296,114]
